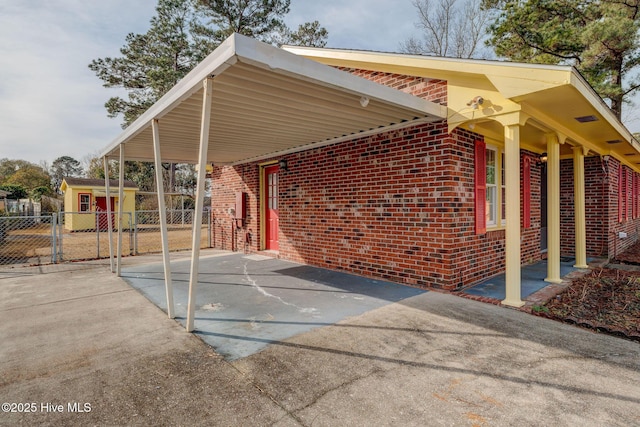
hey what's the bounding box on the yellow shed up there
[60,177,138,231]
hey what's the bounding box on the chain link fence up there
[0,209,211,267]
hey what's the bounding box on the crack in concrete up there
[243,261,317,314]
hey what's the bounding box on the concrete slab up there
[463,259,586,300]
[121,253,425,360]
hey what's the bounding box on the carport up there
[99,33,446,332]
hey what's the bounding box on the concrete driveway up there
[1,250,639,426]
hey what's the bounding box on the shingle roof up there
[62,177,138,189]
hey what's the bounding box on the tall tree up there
[50,156,83,193]
[276,21,328,47]
[401,0,493,58]
[90,0,328,128]
[89,0,203,127]
[193,0,290,46]
[484,0,640,120]
[90,0,328,196]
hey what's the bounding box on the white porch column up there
[103,157,115,273]
[503,123,524,307]
[116,145,125,277]
[186,78,214,332]
[573,145,589,269]
[152,119,175,319]
[545,133,563,284]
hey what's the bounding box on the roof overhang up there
[284,45,640,168]
[99,34,446,164]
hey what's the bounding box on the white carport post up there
[116,145,125,277]
[186,78,214,332]
[103,157,115,273]
[152,119,175,319]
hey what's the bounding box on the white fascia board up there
[99,35,240,159]
[283,45,573,74]
[231,35,446,120]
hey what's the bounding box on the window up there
[501,153,506,226]
[475,141,506,234]
[79,194,91,212]
[486,147,497,227]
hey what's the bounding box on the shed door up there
[264,165,279,250]
[95,197,115,231]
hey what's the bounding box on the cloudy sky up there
[1,1,638,167]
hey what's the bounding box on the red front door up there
[264,165,279,250]
[95,197,115,231]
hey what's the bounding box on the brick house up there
[100,34,640,329]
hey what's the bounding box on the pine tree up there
[484,0,640,120]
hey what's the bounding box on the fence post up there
[51,213,57,263]
[207,210,212,248]
[134,211,138,255]
[128,212,133,255]
[96,214,100,258]
[58,211,63,261]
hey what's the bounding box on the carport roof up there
[99,34,446,164]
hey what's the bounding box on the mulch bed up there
[612,242,640,266]
[537,268,640,341]
[531,239,640,342]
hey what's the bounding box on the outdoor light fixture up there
[539,152,548,163]
[279,159,288,172]
[467,96,484,109]
[359,96,370,108]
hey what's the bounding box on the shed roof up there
[99,33,446,164]
[61,177,138,190]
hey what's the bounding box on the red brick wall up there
[336,67,447,106]
[210,164,260,253]
[558,155,640,260]
[521,151,543,265]
[585,156,609,257]
[608,158,640,259]
[560,156,610,258]
[560,158,576,257]
[210,122,547,290]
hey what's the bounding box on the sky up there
[0,1,638,168]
